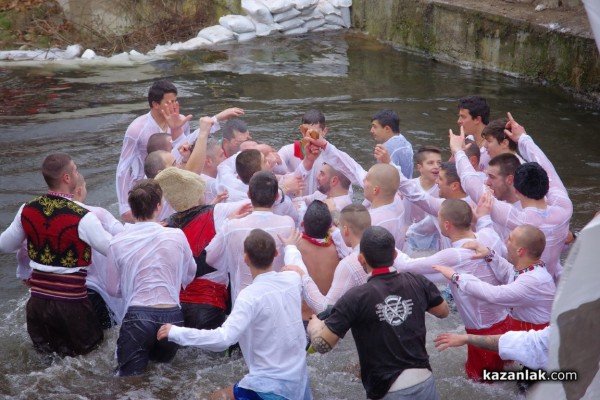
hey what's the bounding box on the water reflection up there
[0,31,599,399]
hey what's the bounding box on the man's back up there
[106,222,195,317]
[325,271,441,399]
[205,211,294,302]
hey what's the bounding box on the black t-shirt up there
[325,271,444,400]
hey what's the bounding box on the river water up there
[0,31,599,399]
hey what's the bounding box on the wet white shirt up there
[167,270,311,399]
[394,231,508,330]
[286,244,366,314]
[105,222,196,320]
[489,135,572,281]
[499,326,551,369]
[457,258,555,325]
[205,211,295,303]
[115,112,190,215]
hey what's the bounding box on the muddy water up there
[0,31,599,399]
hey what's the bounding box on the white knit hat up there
[154,167,206,212]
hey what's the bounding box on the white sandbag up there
[300,5,320,16]
[236,31,258,42]
[325,14,346,26]
[179,36,212,50]
[219,15,256,33]
[303,18,326,31]
[64,44,83,59]
[81,49,97,59]
[340,7,351,27]
[329,0,352,7]
[255,22,281,36]
[302,8,324,19]
[296,0,319,11]
[283,26,309,36]
[278,18,305,31]
[264,0,295,14]
[273,8,301,23]
[312,23,343,32]
[241,0,274,25]
[197,25,235,44]
[318,0,342,16]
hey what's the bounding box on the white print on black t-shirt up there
[376,296,414,326]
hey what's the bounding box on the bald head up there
[368,164,400,197]
[439,199,472,230]
[513,224,546,259]
[144,150,175,179]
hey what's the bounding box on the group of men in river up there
[0,79,587,399]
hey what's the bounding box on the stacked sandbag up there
[206,0,353,42]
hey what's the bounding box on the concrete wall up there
[351,0,600,99]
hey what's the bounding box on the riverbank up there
[351,0,600,104]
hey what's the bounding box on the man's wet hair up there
[458,95,490,125]
[360,226,396,268]
[42,153,73,189]
[222,118,249,141]
[148,80,177,107]
[439,199,472,230]
[488,153,521,177]
[236,149,262,184]
[339,204,371,237]
[303,200,332,239]
[464,138,481,164]
[302,109,326,130]
[248,171,279,208]
[482,118,517,151]
[441,162,460,184]
[244,229,277,270]
[514,162,549,200]
[415,145,442,165]
[128,179,162,220]
[371,109,400,133]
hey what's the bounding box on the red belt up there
[180,278,228,310]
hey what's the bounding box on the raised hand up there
[374,144,390,164]
[448,127,466,155]
[231,202,253,219]
[504,112,525,142]
[214,107,245,121]
[162,102,192,138]
[474,190,493,219]
[211,190,229,205]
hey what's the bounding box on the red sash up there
[507,316,549,332]
[180,278,228,309]
[464,315,512,381]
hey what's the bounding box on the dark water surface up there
[0,31,599,399]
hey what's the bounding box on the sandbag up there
[283,26,309,36]
[303,18,326,31]
[197,25,235,44]
[179,36,212,50]
[278,18,305,31]
[241,0,274,25]
[219,15,256,33]
[318,0,342,16]
[302,8,324,19]
[340,7,351,27]
[236,31,258,42]
[296,0,319,11]
[325,14,346,26]
[312,23,343,32]
[273,8,301,23]
[255,22,281,37]
[329,0,352,7]
[264,0,295,14]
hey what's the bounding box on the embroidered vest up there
[21,194,91,268]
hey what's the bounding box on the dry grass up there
[0,0,216,56]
